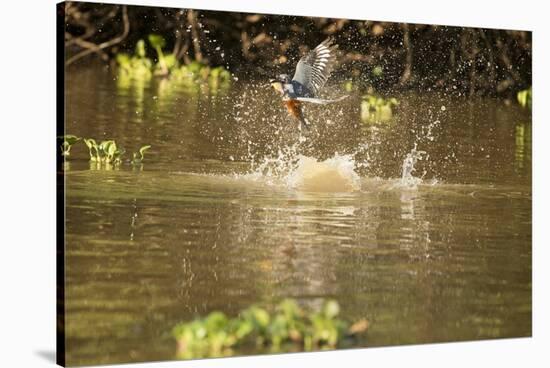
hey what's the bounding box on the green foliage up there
[172,299,368,359]
[517,87,532,109]
[172,61,232,92]
[131,145,152,165]
[83,138,98,161]
[343,80,354,92]
[147,34,171,76]
[342,67,383,93]
[135,39,147,58]
[83,138,125,165]
[59,134,81,156]
[62,136,151,169]
[115,36,232,93]
[116,41,153,80]
[361,94,399,123]
[147,34,166,50]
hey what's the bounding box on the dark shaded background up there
[63,2,531,97]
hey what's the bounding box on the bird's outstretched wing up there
[295,95,348,104]
[292,37,338,97]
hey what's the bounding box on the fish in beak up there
[270,79,284,95]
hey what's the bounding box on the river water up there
[63,65,531,366]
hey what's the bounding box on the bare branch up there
[187,9,203,63]
[65,5,130,66]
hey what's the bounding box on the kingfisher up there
[269,37,348,130]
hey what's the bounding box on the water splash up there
[287,154,361,192]
[245,141,302,185]
[244,139,361,192]
[230,91,446,192]
[400,145,426,188]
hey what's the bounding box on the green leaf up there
[135,39,147,58]
[61,142,71,156]
[517,87,532,109]
[148,34,166,49]
[139,145,151,158]
[84,138,98,160]
[61,134,81,145]
[163,54,177,70]
[116,53,131,69]
[107,141,117,157]
[322,300,340,319]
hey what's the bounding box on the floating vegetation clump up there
[84,139,125,165]
[360,94,399,123]
[116,34,231,93]
[172,299,368,359]
[168,61,232,95]
[517,87,532,110]
[116,40,154,81]
[59,136,151,169]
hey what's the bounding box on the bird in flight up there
[269,37,348,130]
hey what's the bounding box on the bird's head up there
[269,74,291,95]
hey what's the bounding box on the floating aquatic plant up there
[83,138,125,164]
[171,61,232,92]
[59,134,81,156]
[115,36,231,93]
[361,94,399,123]
[131,145,152,165]
[148,34,177,76]
[517,87,532,109]
[56,137,152,168]
[172,299,368,359]
[116,39,153,80]
[83,138,98,161]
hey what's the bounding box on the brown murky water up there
[63,65,531,366]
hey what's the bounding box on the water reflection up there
[514,122,532,173]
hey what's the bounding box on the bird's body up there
[270,37,347,130]
[284,99,305,122]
